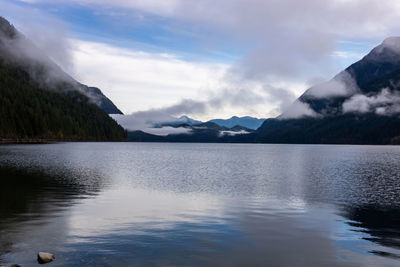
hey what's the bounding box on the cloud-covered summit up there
[277,36,400,119]
[0,16,122,114]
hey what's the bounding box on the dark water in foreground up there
[1,143,400,266]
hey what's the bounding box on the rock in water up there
[37,252,55,264]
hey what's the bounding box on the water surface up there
[1,143,400,266]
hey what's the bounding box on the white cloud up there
[0,2,73,73]
[304,71,360,99]
[70,39,229,114]
[8,0,400,122]
[70,39,309,120]
[219,130,250,137]
[27,0,400,37]
[85,0,400,120]
[144,126,192,136]
[342,88,400,115]
[19,0,400,82]
[332,51,364,60]
[111,113,192,136]
[279,100,320,119]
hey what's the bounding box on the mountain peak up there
[0,17,11,28]
[0,16,17,39]
[382,36,400,46]
[379,36,400,54]
[365,36,400,62]
[209,116,265,130]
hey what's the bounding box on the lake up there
[1,143,400,266]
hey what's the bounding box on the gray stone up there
[37,252,55,264]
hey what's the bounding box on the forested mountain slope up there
[0,17,126,141]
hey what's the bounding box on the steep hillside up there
[0,16,122,115]
[0,58,126,141]
[257,37,400,144]
[0,17,126,141]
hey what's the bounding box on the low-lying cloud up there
[219,130,250,137]
[304,71,359,99]
[0,1,74,84]
[111,111,184,135]
[0,23,73,88]
[342,88,400,115]
[279,100,320,119]
[143,126,192,136]
[111,81,300,134]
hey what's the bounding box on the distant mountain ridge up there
[156,115,203,127]
[208,116,265,130]
[153,115,264,130]
[127,121,254,142]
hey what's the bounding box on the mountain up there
[209,116,265,130]
[176,115,203,125]
[127,122,254,142]
[256,37,400,144]
[79,84,123,114]
[295,37,400,116]
[0,17,126,141]
[0,16,122,115]
[156,115,203,127]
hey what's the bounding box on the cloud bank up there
[86,0,400,120]
[71,40,230,115]
[0,3,73,73]
[110,80,304,133]
[6,0,400,123]
[279,100,320,120]
[342,88,400,115]
[304,71,360,99]
[25,0,400,79]
[0,18,75,89]
[111,110,190,136]
[219,130,250,137]
[71,39,306,126]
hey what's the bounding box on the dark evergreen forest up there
[0,58,126,141]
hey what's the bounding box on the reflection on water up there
[340,205,400,259]
[0,143,400,266]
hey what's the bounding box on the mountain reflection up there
[0,166,102,218]
[340,205,400,259]
[0,166,103,264]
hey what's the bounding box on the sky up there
[2,0,400,121]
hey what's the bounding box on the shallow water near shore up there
[1,143,400,266]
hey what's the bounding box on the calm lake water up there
[1,143,400,266]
